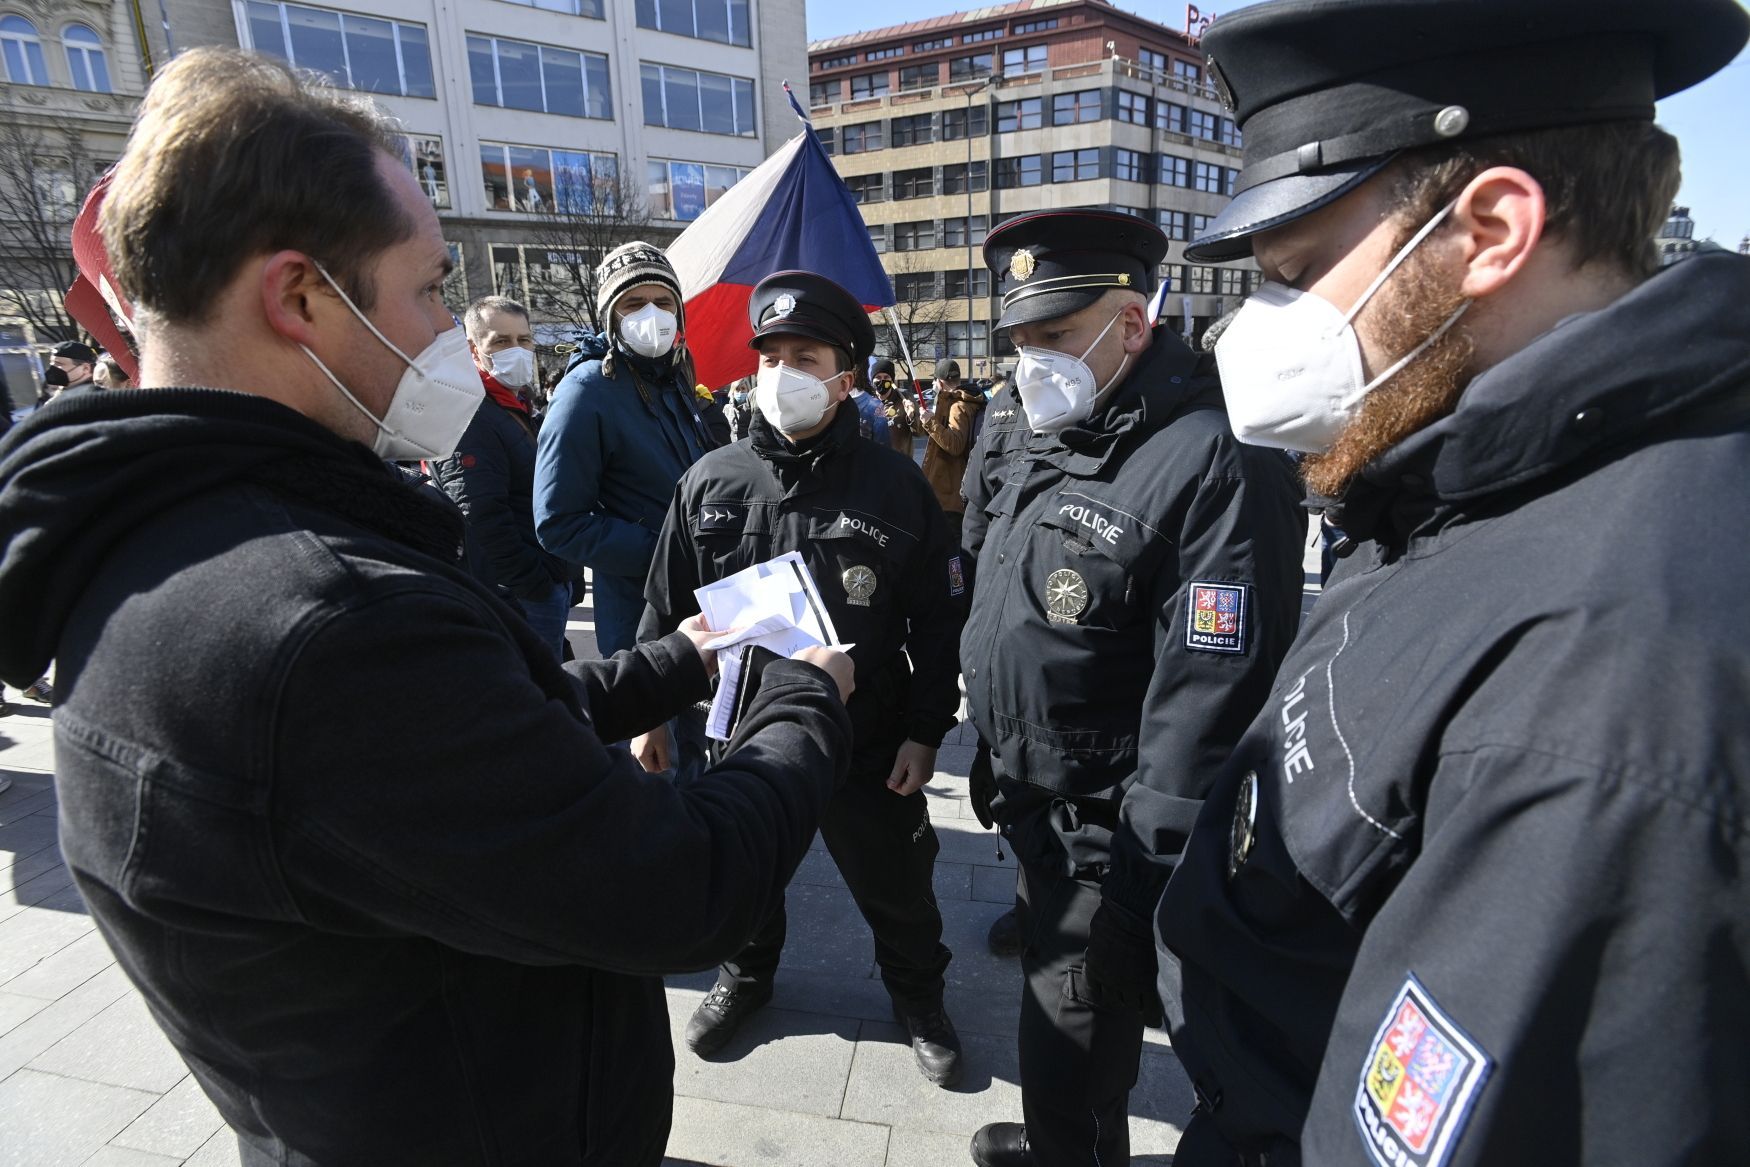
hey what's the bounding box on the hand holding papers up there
[695,553,851,740]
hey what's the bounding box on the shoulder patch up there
[948,555,966,597]
[1355,975,1493,1167]
[696,501,748,533]
[1185,582,1247,654]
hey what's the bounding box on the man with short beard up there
[1156,2,1750,1165]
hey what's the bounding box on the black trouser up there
[719,771,951,1015]
[1000,789,1145,1166]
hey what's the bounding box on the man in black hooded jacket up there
[0,48,854,1166]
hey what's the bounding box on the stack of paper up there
[694,552,846,740]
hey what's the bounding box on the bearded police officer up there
[1156,2,1750,1165]
[960,210,1305,1166]
[639,271,969,1087]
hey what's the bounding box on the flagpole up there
[881,306,923,409]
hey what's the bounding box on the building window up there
[810,79,838,105]
[481,142,618,214]
[395,133,451,210]
[817,53,855,69]
[646,158,750,221]
[1138,47,1167,76]
[1219,268,1247,296]
[251,3,437,98]
[893,166,934,199]
[636,0,747,41]
[995,154,1042,188]
[1225,167,1239,196]
[893,220,936,251]
[898,62,937,90]
[946,320,990,358]
[868,224,887,253]
[943,215,988,247]
[943,269,991,299]
[1159,154,1190,187]
[817,127,835,154]
[1191,213,1213,235]
[468,35,609,116]
[1051,148,1099,183]
[505,0,605,17]
[942,105,988,139]
[962,27,1002,44]
[949,52,993,80]
[640,63,756,135]
[1187,265,1217,294]
[1112,205,1148,219]
[1113,148,1146,183]
[866,46,903,61]
[1157,209,1188,241]
[1115,91,1148,125]
[0,16,47,85]
[941,160,988,194]
[841,120,883,153]
[846,173,885,203]
[894,271,938,300]
[913,37,952,52]
[1156,100,1186,135]
[1001,44,1047,74]
[1172,58,1203,86]
[1011,18,1057,34]
[1052,89,1100,125]
[891,113,933,146]
[62,24,111,92]
[1187,109,1219,141]
[1158,263,1182,292]
[1219,117,1242,147]
[996,97,1041,132]
[1193,161,1225,193]
[850,71,890,98]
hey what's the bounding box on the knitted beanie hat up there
[595,241,682,325]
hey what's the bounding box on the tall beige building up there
[808,0,1260,377]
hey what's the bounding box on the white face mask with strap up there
[299,264,485,461]
[1011,308,1131,433]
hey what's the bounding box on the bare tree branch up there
[520,164,659,336]
[0,117,93,344]
[878,250,950,378]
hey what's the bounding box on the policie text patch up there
[1354,975,1492,1167]
[1185,582,1247,654]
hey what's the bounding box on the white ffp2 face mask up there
[754,363,842,434]
[1214,202,1469,453]
[619,303,678,359]
[1012,309,1130,433]
[488,345,536,389]
[299,264,485,462]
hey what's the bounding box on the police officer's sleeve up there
[435,410,559,598]
[1103,449,1304,919]
[533,388,659,577]
[635,475,700,644]
[1301,747,1750,1165]
[898,479,967,747]
[958,422,997,564]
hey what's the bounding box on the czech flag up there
[668,83,894,390]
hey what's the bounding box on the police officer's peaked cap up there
[1185,0,1750,263]
[984,209,1169,330]
[747,271,877,364]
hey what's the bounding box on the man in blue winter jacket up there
[534,243,715,655]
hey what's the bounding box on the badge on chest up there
[842,564,878,606]
[1045,568,1089,624]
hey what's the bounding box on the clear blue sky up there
[805,0,1750,247]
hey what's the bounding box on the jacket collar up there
[1027,327,1211,475]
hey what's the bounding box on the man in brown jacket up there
[910,360,986,548]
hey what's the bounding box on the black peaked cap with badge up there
[983,209,1169,330]
[1186,0,1750,263]
[747,271,877,365]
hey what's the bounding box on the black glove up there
[1081,899,1163,1027]
[968,739,997,830]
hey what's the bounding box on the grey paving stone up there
[0,1068,157,1167]
[0,990,49,1037]
[4,928,115,1000]
[0,859,75,928]
[931,820,1012,869]
[180,1128,243,1167]
[0,738,57,774]
[970,864,1019,905]
[666,991,858,1119]
[0,965,133,1080]
[882,1126,974,1166]
[111,1073,225,1159]
[840,1022,1024,1137]
[0,843,69,899]
[0,813,61,875]
[78,1147,183,1167]
[661,1095,889,1167]
[0,898,98,984]
[0,776,57,825]
[29,992,190,1094]
[764,883,882,981]
[789,848,846,890]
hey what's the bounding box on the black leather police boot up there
[986,907,1024,957]
[684,982,772,1057]
[893,1004,963,1087]
[969,1121,1030,1166]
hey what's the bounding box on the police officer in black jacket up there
[1156,2,1750,1165]
[638,271,969,1087]
[960,210,1306,1167]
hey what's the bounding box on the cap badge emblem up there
[1045,568,1089,624]
[1009,249,1037,282]
[774,293,798,317]
[1433,105,1470,139]
[1117,273,1131,286]
[843,565,877,606]
[1207,55,1236,114]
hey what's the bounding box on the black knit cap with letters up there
[1185,0,1750,263]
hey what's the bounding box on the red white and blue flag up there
[668,82,894,390]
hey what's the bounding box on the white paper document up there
[695,552,843,740]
